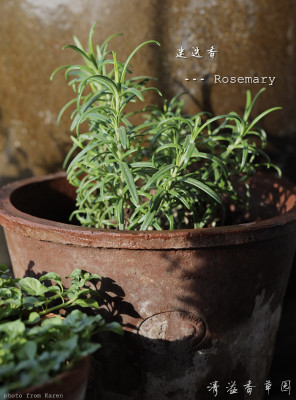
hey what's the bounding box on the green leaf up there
[18,341,37,361]
[88,22,97,57]
[140,210,157,230]
[130,161,155,169]
[179,176,223,206]
[182,142,196,165]
[40,272,62,286]
[55,335,78,352]
[168,190,190,209]
[119,162,139,206]
[0,319,25,338]
[18,278,46,296]
[67,268,82,280]
[245,107,282,134]
[56,98,77,126]
[100,32,123,55]
[240,141,249,170]
[243,89,252,121]
[44,285,61,295]
[80,74,119,98]
[143,164,175,190]
[74,298,100,309]
[23,296,43,310]
[243,88,265,121]
[196,151,228,178]
[120,40,161,83]
[88,273,101,281]
[26,312,40,325]
[50,64,70,81]
[41,315,63,328]
[73,34,84,50]
[195,114,242,140]
[158,116,194,135]
[123,87,145,101]
[105,321,124,335]
[0,264,9,274]
[63,44,97,69]
[154,143,183,154]
[115,198,124,230]
[118,126,128,149]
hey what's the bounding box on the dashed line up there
[185,78,205,81]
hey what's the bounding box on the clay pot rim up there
[0,172,296,249]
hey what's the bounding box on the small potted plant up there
[0,264,122,399]
[0,25,296,399]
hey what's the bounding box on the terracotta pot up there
[17,356,90,400]
[1,172,296,400]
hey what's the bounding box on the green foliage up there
[0,266,101,323]
[0,266,122,395]
[52,24,281,230]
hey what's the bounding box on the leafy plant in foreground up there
[52,24,281,230]
[0,264,101,324]
[0,265,122,395]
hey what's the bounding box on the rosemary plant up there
[51,24,281,230]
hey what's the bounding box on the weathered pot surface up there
[1,172,296,400]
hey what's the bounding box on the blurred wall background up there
[0,0,296,395]
[1,0,295,188]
